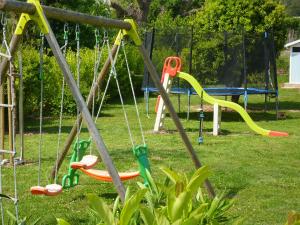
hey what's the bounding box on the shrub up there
[18,42,143,117]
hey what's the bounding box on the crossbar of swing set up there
[0,0,132,30]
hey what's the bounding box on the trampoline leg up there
[178,93,181,113]
[264,94,267,113]
[144,90,149,117]
[244,92,248,110]
[187,91,191,120]
[213,103,221,136]
[275,94,279,120]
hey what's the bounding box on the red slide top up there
[161,56,182,82]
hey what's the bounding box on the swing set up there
[0,0,215,221]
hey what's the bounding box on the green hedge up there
[19,43,144,117]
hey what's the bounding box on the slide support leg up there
[213,103,221,136]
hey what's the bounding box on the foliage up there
[6,210,40,225]
[42,0,111,49]
[277,52,289,75]
[190,0,287,32]
[148,0,204,23]
[281,0,300,16]
[182,0,289,87]
[17,41,143,117]
[138,167,238,225]
[190,0,289,50]
[57,166,238,225]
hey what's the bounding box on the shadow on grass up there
[248,100,300,111]
[23,113,115,134]
[174,110,292,122]
[226,186,247,198]
[99,192,118,199]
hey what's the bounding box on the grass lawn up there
[1,75,300,224]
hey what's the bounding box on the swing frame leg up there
[140,46,215,198]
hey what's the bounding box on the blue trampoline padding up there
[142,87,276,96]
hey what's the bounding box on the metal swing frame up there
[0,0,215,201]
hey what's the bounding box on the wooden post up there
[50,44,118,180]
[139,45,215,198]
[0,0,132,30]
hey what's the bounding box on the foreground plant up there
[138,166,238,225]
[6,210,40,225]
[57,166,238,225]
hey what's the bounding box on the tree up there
[281,0,300,16]
[105,0,204,25]
[148,0,205,23]
[104,0,152,24]
[190,0,287,34]
[189,0,289,102]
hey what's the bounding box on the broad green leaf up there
[140,206,156,225]
[196,188,205,203]
[206,195,222,218]
[120,188,147,225]
[56,218,72,225]
[190,203,208,219]
[155,211,171,225]
[175,182,185,197]
[146,170,159,195]
[87,194,115,225]
[186,166,210,195]
[6,210,17,222]
[171,219,184,225]
[112,196,121,217]
[125,187,131,202]
[161,167,184,184]
[167,191,176,220]
[168,191,191,222]
[181,216,201,225]
[142,187,155,210]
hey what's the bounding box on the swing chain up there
[75,24,80,41]
[95,29,100,45]
[103,30,108,40]
[121,39,146,145]
[1,14,7,39]
[39,33,44,81]
[63,23,69,42]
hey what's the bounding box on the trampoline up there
[142,27,279,118]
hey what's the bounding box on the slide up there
[178,72,288,137]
